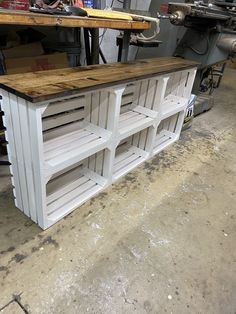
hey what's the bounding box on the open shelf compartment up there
[153,111,185,155]
[118,79,161,140]
[113,127,154,181]
[162,69,194,118]
[46,148,109,225]
[42,92,112,177]
[161,95,187,119]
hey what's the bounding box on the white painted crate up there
[113,127,155,181]
[153,110,185,155]
[118,76,166,140]
[46,149,109,225]
[1,67,196,229]
[162,69,196,119]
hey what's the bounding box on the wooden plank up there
[119,116,153,140]
[132,131,140,147]
[89,92,100,172]
[90,92,100,125]
[47,171,86,204]
[43,120,81,141]
[1,90,23,210]
[28,103,47,227]
[9,94,30,216]
[133,105,157,119]
[138,128,148,150]
[144,79,156,110]
[161,95,187,119]
[18,97,37,218]
[121,93,134,106]
[82,167,107,187]
[84,8,133,21]
[114,151,138,173]
[47,179,96,214]
[44,129,91,153]
[115,149,133,164]
[183,69,197,99]
[173,111,185,136]
[119,110,139,122]
[45,136,107,176]
[0,57,198,103]
[106,87,124,132]
[43,96,85,118]
[138,80,149,107]
[113,148,145,180]
[0,57,195,88]
[152,77,168,112]
[153,130,178,155]
[123,84,135,96]
[42,109,85,131]
[0,9,150,30]
[47,184,102,224]
[96,91,109,175]
[45,133,100,161]
[119,112,143,128]
[177,71,187,97]
[99,91,109,129]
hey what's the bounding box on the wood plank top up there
[0,57,198,103]
[0,9,150,30]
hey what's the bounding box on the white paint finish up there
[28,103,47,227]
[1,90,23,210]
[43,96,85,118]
[161,95,187,119]
[113,143,147,181]
[9,94,30,217]
[118,114,153,141]
[18,97,37,218]
[133,105,158,119]
[2,67,196,229]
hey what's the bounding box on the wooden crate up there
[113,127,154,181]
[153,111,185,155]
[1,58,197,229]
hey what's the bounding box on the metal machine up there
[166,0,236,92]
[137,0,236,113]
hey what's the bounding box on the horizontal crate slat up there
[113,144,147,181]
[42,96,85,118]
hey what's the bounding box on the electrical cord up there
[134,18,160,42]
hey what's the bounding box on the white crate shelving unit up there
[1,66,196,229]
[153,69,196,155]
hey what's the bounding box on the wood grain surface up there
[0,57,198,103]
[0,9,149,29]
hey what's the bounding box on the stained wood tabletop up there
[0,57,198,103]
[0,9,150,29]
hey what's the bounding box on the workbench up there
[0,9,149,29]
[0,9,150,63]
[0,57,197,229]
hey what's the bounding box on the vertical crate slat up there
[9,94,30,216]
[28,103,47,227]
[18,97,37,219]
[1,90,23,210]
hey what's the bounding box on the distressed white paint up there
[1,67,196,229]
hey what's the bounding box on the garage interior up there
[0,0,236,313]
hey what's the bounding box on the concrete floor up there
[0,69,236,314]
